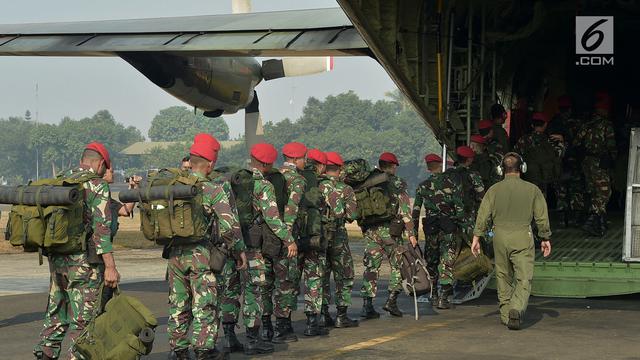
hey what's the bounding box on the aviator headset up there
[496,152,527,176]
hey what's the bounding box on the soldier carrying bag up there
[74,285,158,360]
[296,166,326,252]
[399,244,433,320]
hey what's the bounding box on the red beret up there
[193,133,220,151]
[379,152,399,165]
[325,151,344,166]
[307,149,328,165]
[85,142,111,169]
[251,143,278,164]
[470,134,486,144]
[595,99,611,111]
[557,95,572,108]
[478,120,493,130]
[424,154,442,164]
[282,142,307,158]
[190,141,217,162]
[532,112,549,123]
[457,145,475,159]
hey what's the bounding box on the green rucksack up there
[446,167,476,213]
[352,169,398,226]
[522,134,562,185]
[74,288,158,360]
[296,166,325,251]
[343,159,371,186]
[5,170,101,257]
[138,168,209,246]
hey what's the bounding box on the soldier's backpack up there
[4,170,101,259]
[343,158,371,185]
[74,287,157,360]
[522,135,562,185]
[446,167,476,212]
[453,245,493,282]
[351,169,398,227]
[138,168,209,246]
[399,244,433,320]
[296,165,326,251]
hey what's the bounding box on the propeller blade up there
[231,0,252,14]
[262,57,334,80]
[245,91,264,151]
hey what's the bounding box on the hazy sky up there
[0,0,396,138]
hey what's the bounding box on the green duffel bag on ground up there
[74,287,158,360]
[453,246,493,282]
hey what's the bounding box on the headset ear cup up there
[521,161,527,174]
[496,165,503,177]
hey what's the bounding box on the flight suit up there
[473,176,551,324]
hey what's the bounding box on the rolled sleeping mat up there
[138,327,155,346]
[0,185,80,206]
[118,184,197,203]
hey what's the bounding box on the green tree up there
[142,142,191,170]
[148,106,229,142]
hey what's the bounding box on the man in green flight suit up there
[471,152,552,330]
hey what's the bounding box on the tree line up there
[0,91,439,190]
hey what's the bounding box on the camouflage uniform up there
[413,172,466,285]
[550,111,586,212]
[321,175,358,308]
[34,165,112,360]
[574,113,617,215]
[360,174,414,298]
[261,163,305,319]
[471,151,502,189]
[487,137,506,157]
[296,237,326,314]
[514,131,565,195]
[167,171,243,352]
[493,124,511,152]
[448,166,485,235]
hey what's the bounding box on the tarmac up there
[1,250,639,360]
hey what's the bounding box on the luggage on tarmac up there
[454,245,493,282]
[399,244,433,320]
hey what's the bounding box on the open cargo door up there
[624,128,640,262]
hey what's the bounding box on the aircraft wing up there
[0,8,368,57]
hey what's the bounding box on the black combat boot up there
[272,316,298,343]
[600,213,608,233]
[382,290,403,317]
[360,296,380,319]
[507,309,522,330]
[582,212,602,237]
[335,306,359,328]
[304,312,329,336]
[34,352,57,360]
[319,304,335,328]
[436,285,453,310]
[244,326,275,355]
[222,322,244,353]
[195,348,228,360]
[168,348,191,360]
[260,315,274,342]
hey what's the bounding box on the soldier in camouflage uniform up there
[412,154,445,283]
[319,152,359,328]
[470,134,502,189]
[491,104,511,152]
[479,119,506,158]
[262,142,307,344]
[294,149,330,336]
[360,152,417,319]
[574,99,617,237]
[34,142,118,360]
[514,112,565,196]
[549,96,586,225]
[167,134,247,360]
[413,153,466,309]
[246,142,297,353]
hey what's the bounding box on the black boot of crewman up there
[168,348,191,360]
[260,315,274,342]
[272,316,298,344]
[319,304,335,328]
[360,296,380,319]
[437,285,453,309]
[382,290,403,317]
[244,326,275,355]
[304,312,329,336]
[335,306,359,328]
[222,323,244,353]
[195,348,228,360]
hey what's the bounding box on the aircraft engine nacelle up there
[119,53,262,117]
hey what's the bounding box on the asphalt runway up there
[1,278,639,360]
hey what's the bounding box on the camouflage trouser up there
[556,167,586,211]
[423,233,442,279]
[438,233,461,286]
[322,228,355,307]
[360,226,403,298]
[34,253,104,360]
[295,249,326,314]
[262,247,299,318]
[167,244,219,351]
[219,249,266,328]
[583,156,611,214]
